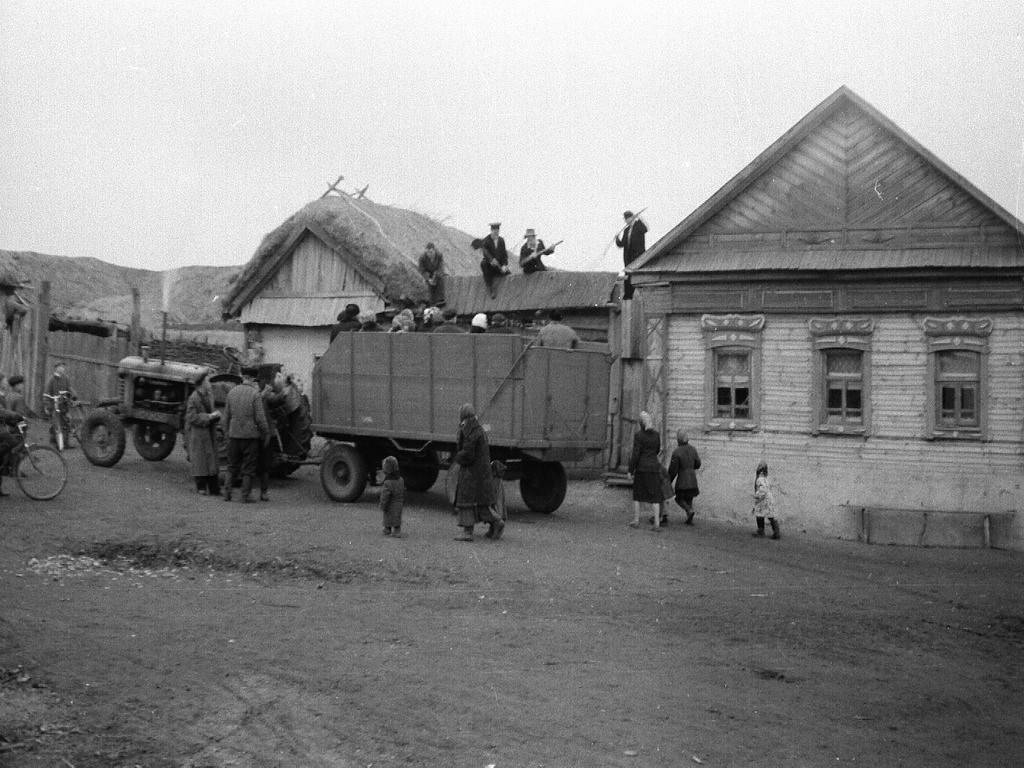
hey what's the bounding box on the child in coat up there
[380,455,405,537]
[751,460,780,540]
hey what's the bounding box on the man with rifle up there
[519,229,562,274]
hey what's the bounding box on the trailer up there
[312,332,611,514]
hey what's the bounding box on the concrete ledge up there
[842,506,1017,549]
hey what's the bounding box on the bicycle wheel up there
[15,445,68,500]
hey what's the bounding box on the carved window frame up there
[702,314,764,432]
[808,318,874,436]
[923,317,991,441]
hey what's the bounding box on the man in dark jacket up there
[418,242,446,306]
[222,366,270,503]
[479,223,510,298]
[615,210,648,268]
[667,430,701,525]
[330,304,362,342]
[536,310,580,349]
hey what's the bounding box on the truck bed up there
[312,333,610,462]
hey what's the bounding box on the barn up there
[628,86,1024,549]
[222,194,480,390]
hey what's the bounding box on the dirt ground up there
[1,430,1022,767]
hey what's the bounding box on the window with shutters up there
[923,317,990,440]
[702,314,764,431]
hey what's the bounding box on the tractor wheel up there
[519,461,568,514]
[79,410,127,468]
[133,423,177,461]
[320,443,367,502]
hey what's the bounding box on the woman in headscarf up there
[185,370,222,496]
[452,403,504,541]
[628,410,664,531]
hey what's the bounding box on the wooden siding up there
[241,295,384,326]
[695,107,1005,238]
[258,326,330,397]
[264,232,380,298]
[664,312,1023,533]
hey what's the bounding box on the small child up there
[380,455,405,538]
[751,460,780,540]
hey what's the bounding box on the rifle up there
[520,239,563,267]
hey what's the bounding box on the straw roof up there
[224,195,480,316]
[0,250,31,290]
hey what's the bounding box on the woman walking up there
[628,411,663,531]
[452,403,504,541]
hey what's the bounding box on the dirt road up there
[1,441,1022,767]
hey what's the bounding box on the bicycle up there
[1,421,68,500]
[43,390,75,451]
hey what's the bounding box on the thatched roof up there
[224,195,480,317]
[0,250,33,290]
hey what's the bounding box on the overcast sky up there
[2,1,1022,274]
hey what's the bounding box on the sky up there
[1,1,1023,275]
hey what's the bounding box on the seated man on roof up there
[478,223,511,298]
[519,229,554,274]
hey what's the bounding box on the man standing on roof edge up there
[616,210,648,268]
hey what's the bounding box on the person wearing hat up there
[418,242,446,306]
[470,313,488,334]
[222,365,270,503]
[330,304,362,342]
[432,306,466,334]
[519,229,553,274]
[6,375,33,419]
[479,224,510,298]
[488,312,514,334]
[615,210,648,268]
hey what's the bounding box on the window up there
[702,314,764,431]
[923,317,991,440]
[824,349,863,425]
[935,350,980,429]
[715,349,751,419]
[809,318,873,435]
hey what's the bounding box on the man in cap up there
[519,229,555,274]
[6,375,32,419]
[330,304,362,342]
[615,210,648,268]
[222,365,270,503]
[418,242,446,306]
[479,224,510,298]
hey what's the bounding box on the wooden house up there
[628,86,1024,549]
[222,195,480,390]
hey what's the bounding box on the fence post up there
[32,280,50,414]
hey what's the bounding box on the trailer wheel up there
[80,409,127,467]
[320,443,367,502]
[401,464,440,493]
[133,424,177,461]
[519,461,567,514]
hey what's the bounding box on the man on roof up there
[479,223,510,298]
[519,229,553,274]
[418,242,446,307]
[615,210,648,268]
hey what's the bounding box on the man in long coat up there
[615,211,648,268]
[480,223,510,298]
[185,371,222,496]
[452,403,504,541]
